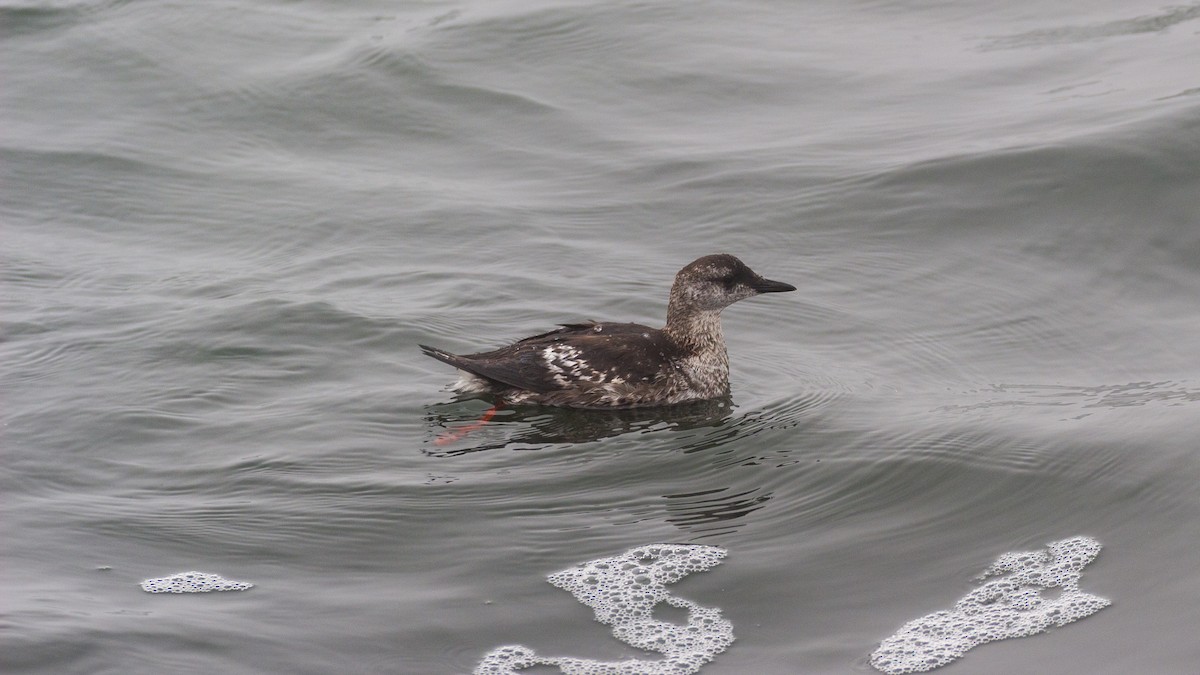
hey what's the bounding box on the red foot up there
[435,403,503,446]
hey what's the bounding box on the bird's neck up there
[664,305,730,396]
[665,304,727,360]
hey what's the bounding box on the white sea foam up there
[140,571,254,594]
[475,544,733,675]
[871,536,1110,674]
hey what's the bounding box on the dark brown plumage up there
[421,254,795,408]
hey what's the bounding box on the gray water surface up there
[4,1,1200,673]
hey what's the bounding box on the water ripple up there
[981,3,1200,50]
[662,487,773,539]
[939,380,1200,416]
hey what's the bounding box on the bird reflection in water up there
[422,396,734,456]
[423,396,781,540]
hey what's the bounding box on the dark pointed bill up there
[750,276,797,293]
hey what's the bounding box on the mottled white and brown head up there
[667,253,795,317]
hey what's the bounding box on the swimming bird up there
[420,253,795,409]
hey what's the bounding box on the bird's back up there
[422,321,698,407]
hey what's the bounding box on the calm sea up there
[4,1,1199,673]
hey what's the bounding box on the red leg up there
[435,402,504,446]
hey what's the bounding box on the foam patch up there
[475,544,733,675]
[871,536,1109,674]
[140,571,254,594]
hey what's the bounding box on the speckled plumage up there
[420,254,795,409]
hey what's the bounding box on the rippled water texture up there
[3,1,1199,673]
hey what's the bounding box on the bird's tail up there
[419,344,462,368]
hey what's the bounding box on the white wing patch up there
[541,345,627,389]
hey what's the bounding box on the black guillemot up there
[420,253,796,409]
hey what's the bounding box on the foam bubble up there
[871,536,1110,674]
[140,571,254,594]
[475,544,733,675]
